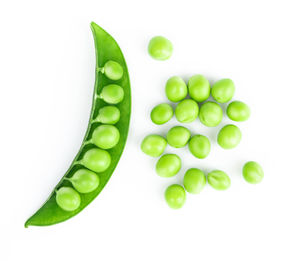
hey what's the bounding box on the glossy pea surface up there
[156,154,181,177]
[166,126,191,148]
[188,75,210,102]
[183,168,206,194]
[165,76,187,102]
[175,99,199,123]
[211,79,235,103]
[96,106,120,124]
[199,101,223,127]
[217,124,242,149]
[141,134,167,157]
[92,125,120,149]
[227,101,250,122]
[148,36,173,60]
[56,187,81,211]
[151,103,173,125]
[102,60,123,80]
[188,135,211,159]
[82,148,111,172]
[243,161,264,184]
[69,169,100,193]
[100,84,124,104]
[207,170,231,190]
[165,184,186,209]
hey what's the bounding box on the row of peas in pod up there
[141,75,263,209]
[56,61,125,212]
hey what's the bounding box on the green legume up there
[100,84,124,104]
[227,101,250,122]
[96,106,120,124]
[101,60,123,80]
[199,101,223,127]
[211,79,235,103]
[156,154,181,177]
[151,103,173,125]
[141,134,167,157]
[188,75,210,102]
[175,99,199,123]
[188,135,211,159]
[166,126,191,148]
[148,36,173,60]
[165,184,186,209]
[207,170,231,190]
[92,125,120,149]
[217,124,242,149]
[165,76,187,102]
[56,187,81,211]
[68,169,99,193]
[243,161,264,184]
[82,148,111,172]
[183,168,206,194]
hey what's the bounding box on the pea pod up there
[25,22,131,227]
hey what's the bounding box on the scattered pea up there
[243,161,264,184]
[100,84,124,104]
[56,187,81,211]
[211,79,235,103]
[148,36,173,60]
[207,170,231,190]
[101,60,123,80]
[156,154,181,177]
[96,106,120,124]
[188,135,211,159]
[141,134,167,157]
[175,99,199,123]
[166,126,191,148]
[68,169,100,193]
[188,74,210,102]
[199,101,223,127]
[227,101,250,122]
[82,148,111,172]
[164,184,186,209]
[217,124,242,149]
[92,125,120,149]
[183,168,206,194]
[165,76,188,102]
[151,103,173,125]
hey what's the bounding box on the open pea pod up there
[25,22,131,227]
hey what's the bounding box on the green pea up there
[166,126,191,148]
[165,76,187,102]
[188,135,211,159]
[227,101,250,122]
[148,36,173,60]
[92,125,120,149]
[207,170,231,190]
[56,187,81,211]
[164,184,186,209]
[68,169,99,193]
[151,103,173,125]
[188,75,210,102]
[96,106,120,124]
[82,148,111,172]
[156,154,181,178]
[141,134,167,157]
[100,84,124,104]
[217,124,242,149]
[243,161,264,184]
[175,99,199,123]
[211,79,235,103]
[101,60,123,80]
[183,168,206,194]
[199,101,223,127]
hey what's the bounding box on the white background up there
[1,0,300,260]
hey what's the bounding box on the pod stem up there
[97,67,105,73]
